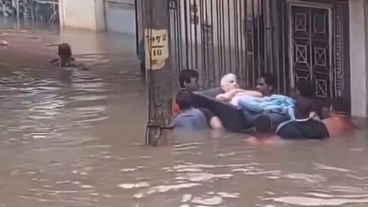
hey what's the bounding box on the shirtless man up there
[296,80,323,120]
[277,100,329,140]
[216,73,294,128]
[50,43,88,70]
[246,115,280,145]
[216,73,262,105]
[323,99,355,137]
[50,43,89,84]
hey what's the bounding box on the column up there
[349,0,368,118]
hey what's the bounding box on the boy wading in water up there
[50,43,88,83]
[50,43,88,69]
[50,43,74,67]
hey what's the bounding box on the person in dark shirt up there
[276,99,329,140]
[174,89,208,131]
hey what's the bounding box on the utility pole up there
[143,0,174,146]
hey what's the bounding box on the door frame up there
[287,0,333,97]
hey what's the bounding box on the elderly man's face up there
[222,79,239,92]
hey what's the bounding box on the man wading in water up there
[50,43,88,83]
[246,115,280,145]
[173,69,224,131]
[50,43,75,67]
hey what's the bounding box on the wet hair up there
[297,80,315,98]
[176,88,194,110]
[179,69,199,88]
[332,98,351,115]
[58,43,72,59]
[295,99,313,118]
[259,73,275,87]
[254,115,272,134]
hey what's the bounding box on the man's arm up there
[237,90,263,97]
[209,116,224,130]
[198,108,224,130]
[216,89,241,102]
[216,89,262,102]
[49,58,59,65]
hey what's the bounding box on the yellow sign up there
[144,29,169,70]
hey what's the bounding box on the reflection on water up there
[1,28,368,206]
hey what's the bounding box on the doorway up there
[288,3,332,98]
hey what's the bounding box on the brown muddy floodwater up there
[1,27,368,207]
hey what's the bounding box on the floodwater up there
[1,25,368,207]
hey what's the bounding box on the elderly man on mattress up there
[216,73,295,129]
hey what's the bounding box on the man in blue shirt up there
[174,89,208,131]
[239,74,295,129]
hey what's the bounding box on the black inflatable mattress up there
[192,88,250,133]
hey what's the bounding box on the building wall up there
[104,0,135,34]
[60,0,101,30]
[59,0,135,34]
[95,0,106,31]
[349,0,368,117]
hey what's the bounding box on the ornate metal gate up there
[289,4,332,98]
[287,0,349,99]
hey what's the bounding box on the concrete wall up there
[349,0,368,118]
[104,0,136,35]
[95,0,107,31]
[59,0,135,34]
[59,0,105,30]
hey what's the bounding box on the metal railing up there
[0,0,59,24]
[168,0,288,92]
